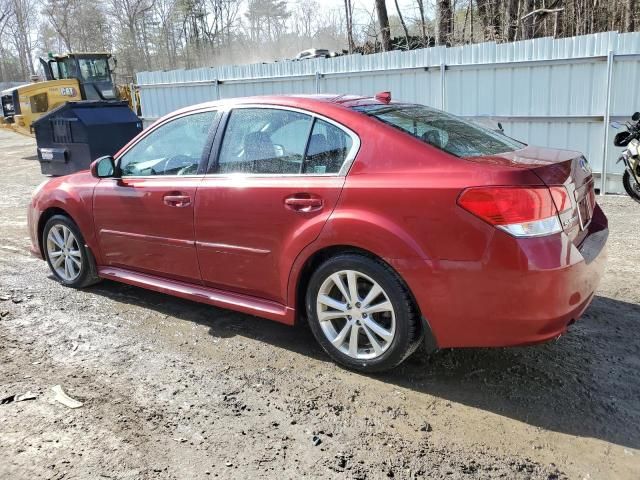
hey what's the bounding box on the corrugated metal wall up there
[137,31,640,194]
[0,82,26,91]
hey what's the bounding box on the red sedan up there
[28,94,608,372]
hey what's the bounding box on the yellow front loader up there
[1,52,136,136]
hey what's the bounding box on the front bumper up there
[401,204,608,349]
[27,201,43,260]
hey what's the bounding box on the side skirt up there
[97,266,295,325]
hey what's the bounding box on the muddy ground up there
[0,128,638,479]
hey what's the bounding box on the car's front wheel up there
[43,215,100,288]
[305,253,421,372]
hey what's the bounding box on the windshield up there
[55,57,111,83]
[352,104,524,157]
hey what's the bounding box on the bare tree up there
[344,0,355,53]
[624,0,636,31]
[437,0,453,45]
[108,0,154,75]
[42,0,76,51]
[503,0,518,41]
[415,0,429,46]
[0,0,12,81]
[374,0,391,51]
[8,0,38,78]
[394,0,410,49]
[294,0,317,39]
[0,0,638,84]
[245,0,289,44]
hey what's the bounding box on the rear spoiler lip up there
[462,146,583,170]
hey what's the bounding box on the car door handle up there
[163,194,191,208]
[284,196,323,212]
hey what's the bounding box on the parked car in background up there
[28,93,608,372]
[294,49,339,60]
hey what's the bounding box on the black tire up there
[623,170,640,204]
[42,214,100,288]
[305,253,422,373]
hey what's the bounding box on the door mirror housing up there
[632,112,640,122]
[90,155,116,178]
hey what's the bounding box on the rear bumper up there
[401,204,608,349]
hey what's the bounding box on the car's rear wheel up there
[43,215,100,288]
[305,253,421,372]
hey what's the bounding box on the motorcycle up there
[613,112,640,203]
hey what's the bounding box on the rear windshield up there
[352,104,524,157]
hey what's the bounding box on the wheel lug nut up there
[362,313,367,318]
[355,302,361,308]
[347,315,352,320]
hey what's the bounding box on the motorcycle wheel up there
[623,170,640,204]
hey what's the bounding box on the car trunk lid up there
[465,146,596,245]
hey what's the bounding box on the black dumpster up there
[33,100,142,176]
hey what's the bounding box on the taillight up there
[457,186,564,237]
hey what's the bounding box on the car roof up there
[169,94,392,118]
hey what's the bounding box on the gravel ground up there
[0,128,639,480]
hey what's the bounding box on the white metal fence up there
[137,31,640,194]
[0,81,26,91]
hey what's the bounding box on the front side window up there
[218,108,313,174]
[119,110,218,177]
[353,104,524,157]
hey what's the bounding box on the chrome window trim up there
[101,175,205,180]
[207,103,361,178]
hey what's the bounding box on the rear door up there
[93,109,220,283]
[194,106,359,304]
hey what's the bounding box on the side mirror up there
[633,112,640,122]
[90,155,116,178]
[108,56,117,73]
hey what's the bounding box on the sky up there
[296,0,433,33]
[319,0,429,20]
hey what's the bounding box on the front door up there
[93,109,219,283]
[195,107,358,304]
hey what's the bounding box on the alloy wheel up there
[46,224,82,282]
[316,269,396,360]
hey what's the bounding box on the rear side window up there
[216,107,357,175]
[303,119,353,174]
[218,108,313,174]
[353,104,524,157]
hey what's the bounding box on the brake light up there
[457,186,563,237]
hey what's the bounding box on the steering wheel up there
[177,163,199,175]
[163,155,196,175]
